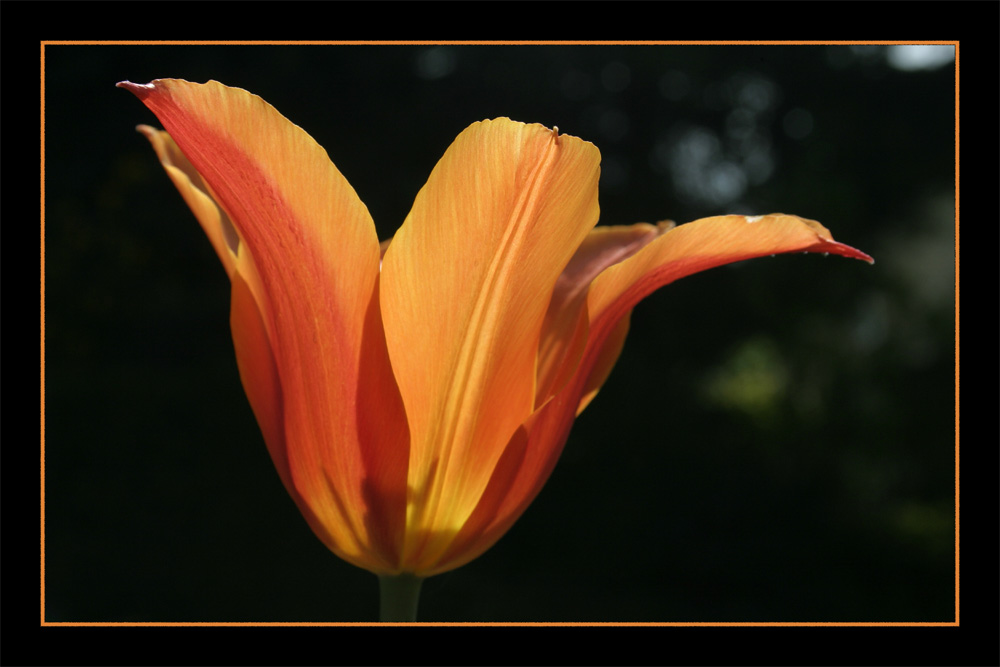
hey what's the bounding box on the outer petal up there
[431,214,871,573]
[122,80,409,572]
[228,271,344,554]
[586,214,872,335]
[577,213,873,415]
[380,119,600,571]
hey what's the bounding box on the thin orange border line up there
[952,42,960,628]
[39,621,959,627]
[40,40,960,628]
[40,39,48,628]
[41,39,962,47]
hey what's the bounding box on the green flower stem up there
[378,573,423,622]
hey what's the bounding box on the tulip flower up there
[120,79,872,620]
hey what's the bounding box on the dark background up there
[43,44,955,624]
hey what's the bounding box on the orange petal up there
[437,214,872,567]
[121,79,408,572]
[579,214,872,419]
[228,271,342,555]
[587,214,873,338]
[576,212,873,416]
[379,119,600,569]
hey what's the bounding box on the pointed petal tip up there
[810,238,875,265]
[844,245,875,265]
[753,213,874,265]
[117,80,155,99]
[791,214,874,265]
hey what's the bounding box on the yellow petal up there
[122,79,409,572]
[379,119,600,569]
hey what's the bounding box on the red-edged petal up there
[431,214,871,572]
[122,79,409,572]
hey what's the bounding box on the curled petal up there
[436,214,872,569]
[586,214,873,335]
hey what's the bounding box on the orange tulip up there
[120,79,872,593]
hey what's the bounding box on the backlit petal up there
[121,79,408,572]
[576,213,873,419]
[380,119,600,570]
[586,214,873,337]
[434,214,872,569]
